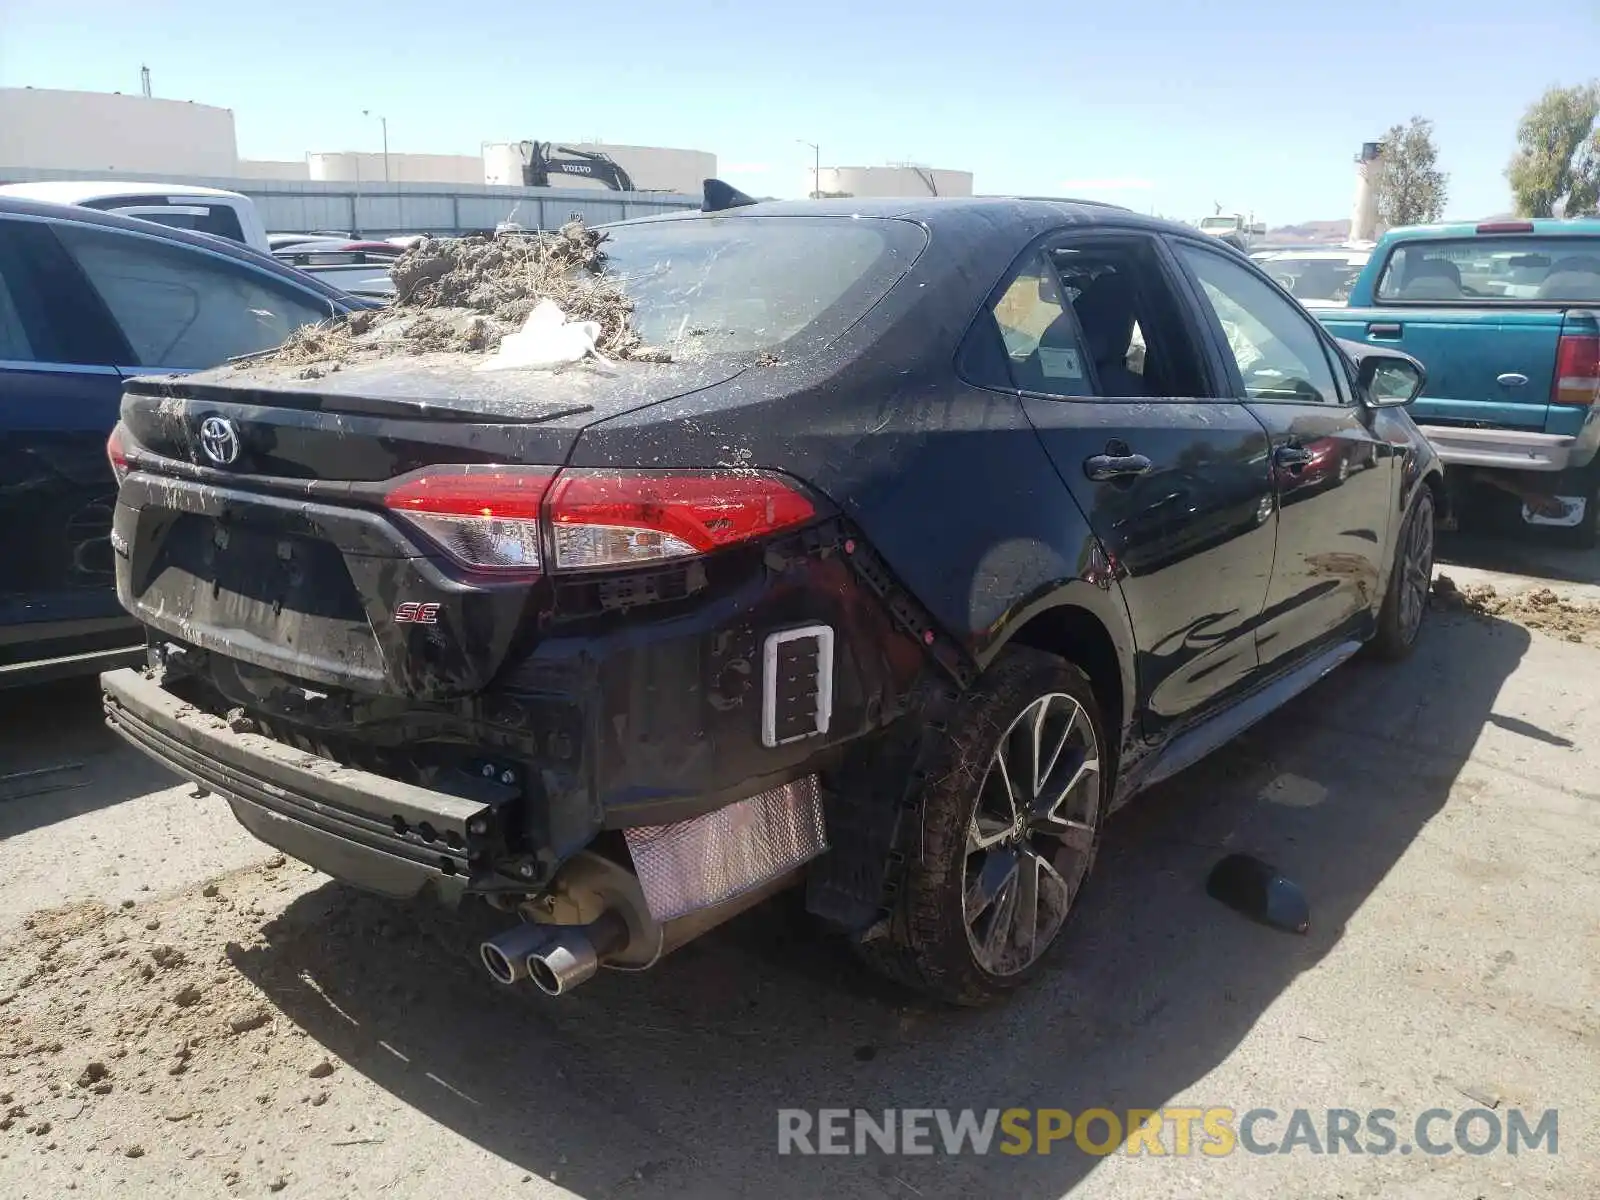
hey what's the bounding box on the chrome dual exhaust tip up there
[480,910,630,995]
[479,922,557,986]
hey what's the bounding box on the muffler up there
[524,910,630,996]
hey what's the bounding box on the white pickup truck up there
[0,180,273,250]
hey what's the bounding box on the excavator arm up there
[518,141,637,192]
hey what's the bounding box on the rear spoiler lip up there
[121,371,593,425]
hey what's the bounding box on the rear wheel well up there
[1005,605,1125,756]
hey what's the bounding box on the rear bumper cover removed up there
[102,667,495,900]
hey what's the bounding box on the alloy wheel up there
[962,692,1100,977]
[1398,497,1435,642]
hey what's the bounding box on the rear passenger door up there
[1173,239,1393,667]
[0,216,136,653]
[962,231,1277,741]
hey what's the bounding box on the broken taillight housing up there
[384,468,558,573]
[546,469,816,570]
[107,425,130,484]
[383,466,817,574]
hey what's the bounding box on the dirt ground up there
[2,538,1598,1199]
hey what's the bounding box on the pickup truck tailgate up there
[1320,306,1561,431]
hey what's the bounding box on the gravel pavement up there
[1,539,1596,1199]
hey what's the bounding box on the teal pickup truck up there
[1317,219,1600,545]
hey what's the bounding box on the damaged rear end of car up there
[101,210,942,994]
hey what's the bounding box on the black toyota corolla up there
[100,196,1441,1004]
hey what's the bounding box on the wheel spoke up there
[978,871,1018,963]
[1032,814,1096,853]
[1039,850,1077,904]
[965,846,1018,920]
[991,743,1020,826]
[1012,848,1042,959]
[968,813,1012,851]
[1035,701,1076,801]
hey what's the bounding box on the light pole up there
[363,110,390,182]
[797,139,820,198]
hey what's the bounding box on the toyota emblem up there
[199,416,241,466]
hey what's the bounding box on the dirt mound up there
[266,221,659,371]
[1432,575,1600,644]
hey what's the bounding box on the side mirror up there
[1358,354,1425,407]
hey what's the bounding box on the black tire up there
[1371,486,1436,660]
[855,647,1108,1005]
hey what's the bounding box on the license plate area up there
[139,514,383,679]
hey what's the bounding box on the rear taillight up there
[384,468,558,573]
[1553,334,1600,408]
[546,469,816,570]
[107,425,130,484]
[1475,221,1535,234]
[383,466,817,575]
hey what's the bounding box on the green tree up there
[1372,117,1449,226]
[1506,83,1600,217]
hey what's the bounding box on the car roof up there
[0,180,251,205]
[0,195,356,303]
[615,194,1204,240]
[1377,217,1600,245]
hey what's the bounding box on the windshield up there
[1259,255,1366,303]
[598,215,927,356]
[1199,217,1237,231]
[1376,237,1600,303]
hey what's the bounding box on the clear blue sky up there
[4,0,1597,224]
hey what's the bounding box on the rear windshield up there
[81,198,248,245]
[598,215,927,356]
[1258,254,1367,303]
[1376,237,1600,303]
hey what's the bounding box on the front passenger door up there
[1174,240,1394,668]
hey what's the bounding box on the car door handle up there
[1496,372,1529,388]
[1084,453,1153,481]
[1368,322,1403,339]
[1273,445,1314,469]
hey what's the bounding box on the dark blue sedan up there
[0,197,369,686]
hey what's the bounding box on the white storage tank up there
[0,87,238,176]
[307,151,482,185]
[813,166,974,198]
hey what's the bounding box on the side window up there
[1177,242,1345,405]
[52,224,329,368]
[0,219,129,366]
[962,251,1094,396]
[960,237,1208,399]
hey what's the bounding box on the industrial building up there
[0,87,716,194]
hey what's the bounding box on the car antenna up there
[702,179,758,213]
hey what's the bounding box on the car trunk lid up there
[115,355,748,699]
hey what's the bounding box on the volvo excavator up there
[518,141,637,191]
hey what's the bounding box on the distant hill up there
[1264,219,1351,244]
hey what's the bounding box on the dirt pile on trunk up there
[1432,575,1600,644]
[266,221,656,371]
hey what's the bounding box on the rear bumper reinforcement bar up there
[102,667,496,899]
